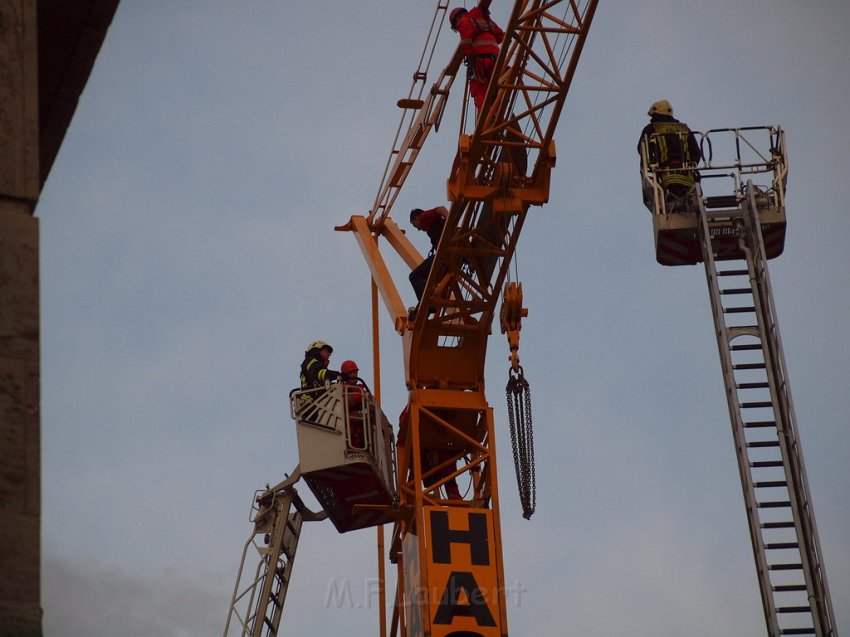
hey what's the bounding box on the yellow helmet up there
[306,340,332,353]
[648,99,673,117]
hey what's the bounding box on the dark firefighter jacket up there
[638,114,702,190]
[300,349,340,390]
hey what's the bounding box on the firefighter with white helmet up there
[300,340,340,390]
[638,99,702,211]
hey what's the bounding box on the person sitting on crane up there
[300,340,340,395]
[638,99,702,213]
[408,206,449,317]
[450,4,505,113]
[340,359,366,449]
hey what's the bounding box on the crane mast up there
[225,3,599,634]
[344,2,599,636]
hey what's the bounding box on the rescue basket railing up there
[640,125,787,216]
[290,383,396,484]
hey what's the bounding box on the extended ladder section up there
[697,186,837,637]
[224,477,326,637]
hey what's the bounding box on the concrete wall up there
[0,207,40,637]
[0,0,41,634]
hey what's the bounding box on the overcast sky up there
[36,1,849,636]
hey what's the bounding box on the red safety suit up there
[343,380,367,449]
[456,7,504,112]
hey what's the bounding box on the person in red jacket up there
[340,360,366,449]
[450,5,505,113]
[408,205,449,309]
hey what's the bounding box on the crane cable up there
[506,365,535,519]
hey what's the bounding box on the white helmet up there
[306,340,332,353]
[648,99,673,117]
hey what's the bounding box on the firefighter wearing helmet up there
[340,359,360,382]
[638,99,702,210]
[300,340,340,391]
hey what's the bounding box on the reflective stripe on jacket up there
[300,354,339,390]
[639,117,702,190]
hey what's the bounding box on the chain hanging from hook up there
[507,366,535,519]
[501,282,536,519]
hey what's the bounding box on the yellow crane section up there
[339,2,598,636]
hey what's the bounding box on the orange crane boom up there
[339,2,599,635]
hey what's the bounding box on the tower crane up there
[223,1,599,636]
[640,126,838,636]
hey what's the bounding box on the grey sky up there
[37,1,849,636]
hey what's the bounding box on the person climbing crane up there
[450,4,505,113]
[408,205,448,318]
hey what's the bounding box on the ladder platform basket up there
[290,383,397,532]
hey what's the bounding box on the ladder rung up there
[773,584,808,592]
[766,542,799,550]
[762,521,796,529]
[758,500,791,508]
[751,460,784,468]
[734,363,766,370]
[769,563,803,571]
[724,306,756,314]
[778,606,814,614]
[747,440,780,448]
[704,195,741,208]
[738,382,769,389]
[719,269,749,276]
[741,401,774,408]
[731,344,763,351]
[780,630,816,635]
[721,288,753,295]
[745,420,776,428]
[754,481,788,488]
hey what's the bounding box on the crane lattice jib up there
[460,0,598,197]
[367,2,468,230]
[407,0,598,390]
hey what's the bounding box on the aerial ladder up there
[224,382,397,637]
[224,472,325,637]
[640,126,838,636]
[223,1,598,635]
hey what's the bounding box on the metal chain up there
[506,366,536,519]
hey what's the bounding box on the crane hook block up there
[500,282,528,371]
